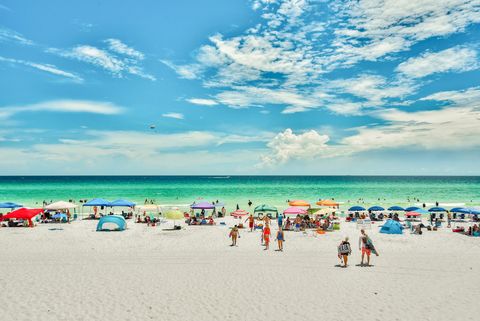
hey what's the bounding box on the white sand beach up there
[1,218,479,321]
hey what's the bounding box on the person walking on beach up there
[275,227,285,251]
[229,225,240,247]
[277,213,283,228]
[263,224,271,250]
[245,214,255,232]
[338,237,352,267]
[359,229,378,266]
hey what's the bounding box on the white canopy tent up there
[44,201,78,211]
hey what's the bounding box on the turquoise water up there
[0,176,479,210]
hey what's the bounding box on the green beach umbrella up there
[165,209,184,227]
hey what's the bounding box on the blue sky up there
[1,0,480,175]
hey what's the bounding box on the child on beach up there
[263,225,271,250]
[275,227,284,251]
[229,225,240,247]
[359,229,379,266]
[337,237,352,267]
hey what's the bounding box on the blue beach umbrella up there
[428,207,447,212]
[0,202,23,209]
[348,206,366,211]
[450,207,468,213]
[414,208,429,215]
[368,206,385,211]
[405,206,420,212]
[388,206,404,211]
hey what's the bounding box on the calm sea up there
[0,176,479,210]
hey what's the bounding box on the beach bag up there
[338,242,351,255]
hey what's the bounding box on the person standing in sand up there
[338,237,352,267]
[359,229,378,266]
[245,214,255,232]
[229,225,240,247]
[263,224,271,250]
[275,227,284,251]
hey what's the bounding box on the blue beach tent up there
[348,206,366,211]
[96,215,126,231]
[379,219,403,234]
[83,198,110,207]
[0,202,23,209]
[109,199,136,207]
[388,206,404,211]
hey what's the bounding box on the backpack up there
[338,242,351,255]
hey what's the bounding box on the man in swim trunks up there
[263,225,271,250]
[359,229,378,266]
[230,225,239,247]
[245,214,255,232]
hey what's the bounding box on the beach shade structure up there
[388,206,405,211]
[348,206,366,212]
[450,207,467,213]
[379,219,403,234]
[165,209,184,227]
[428,207,447,212]
[316,199,339,207]
[413,208,429,215]
[314,208,333,215]
[254,204,278,214]
[190,201,215,210]
[52,213,68,220]
[109,199,136,207]
[283,207,307,215]
[0,202,23,209]
[405,211,422,217]
[137,204,161,213]
[405,206,420,212]
[0,207,44,227]
[288,200,310,207]
[83,198,110,207]
[96,215,126,231]
[368,206,385,212]
[44,201,77,211]
[231,209,249,218]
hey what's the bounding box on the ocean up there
[0,176,479,210]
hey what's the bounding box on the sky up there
[0,0,480,175]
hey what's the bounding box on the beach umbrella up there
[109,199,136,207]
[314,208,333,215]
[368,206,385,211]
[288,200,310,207]
[413,208,429,215]
[52,213,68,220]
[450,207,467,213]
[428,207,446,212]
[164,209,184,227]
[405,206,420,212]
[316,199,338,207]
[348,206,366,211]
[405,211,421,217]
[0,202,23,209]
[231,209,249,218]
[44,201,77,210]
[137,204,161,213]
[190,201,215,209]
[388,206,404,211]
[283,207,307,215]
[254,204,278,213]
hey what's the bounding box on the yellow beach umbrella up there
[316,199,339,207]
[165,209,184,220]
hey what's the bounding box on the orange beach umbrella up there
[288,200,310,207]
[316,199,339,207]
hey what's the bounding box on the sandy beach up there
[1,218,478,321]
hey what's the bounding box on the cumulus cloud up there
[420,86,480,104]
[260,128,332,166]
[396,46,478,78]
[0,100,124,119]
[0,56,83,82]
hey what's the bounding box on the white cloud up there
[0,28,33,45]
[260,128,332,166]
[0,100,124,119]
[0,56,83,82]
[50,40,155,81]
[186,98,218,106]
[421,86,480,104]
[162,112,184,119]
[105,38,145,60]
[160,60,203,80]
[396,46,478,78]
